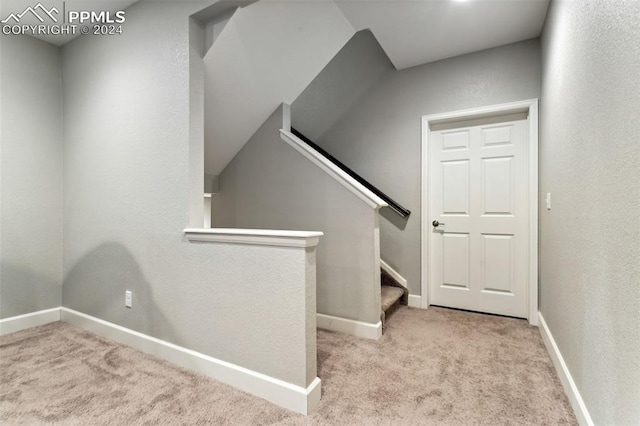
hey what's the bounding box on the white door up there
[429,115,529,318]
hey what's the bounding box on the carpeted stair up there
[380,267,408,332]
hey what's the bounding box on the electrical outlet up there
[125,290,132,308]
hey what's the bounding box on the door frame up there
[420,99,539,325]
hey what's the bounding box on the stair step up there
[381,285,405,312]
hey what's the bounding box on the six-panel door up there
[429,117,529,318]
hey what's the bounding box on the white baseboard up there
[0,307,61,336]
[380,259,408,288]
[408,294,422,308]
[60,307,320,415]
[316,313,382,340]
[538,312,593,426]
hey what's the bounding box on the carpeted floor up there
[0,306,577,425]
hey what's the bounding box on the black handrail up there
[290,128,411,218]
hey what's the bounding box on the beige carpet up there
[0,307,577,425]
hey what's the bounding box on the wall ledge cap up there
[184,228,323,248]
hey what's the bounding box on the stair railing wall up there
[211,104,384,332]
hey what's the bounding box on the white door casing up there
[421,100,539,324]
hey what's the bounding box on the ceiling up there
[4,0,550,69]
[335,0,550,70]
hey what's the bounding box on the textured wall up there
[292,29,394,142]
[61,1,315,388]
[317,39,541,295]
[540,1,640,423]
[212,106,381,325]
[189,18,205,228]
[202,0,355,175]
[0,35,63,319]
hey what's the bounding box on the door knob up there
[432,220,445,227]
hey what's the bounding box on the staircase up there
[287,128,411,334]
[380,267,408,332]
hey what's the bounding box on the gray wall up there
[292,29,393,142]
[189,18,206,229]
[61,1,315,388]
[540,1,640,424]
[212,106,381,325]
[316,39,541,295]
[0,35,63,319]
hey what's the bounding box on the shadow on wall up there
[0,265,62,319]
[63,242,179,345]
[381,207,409,231]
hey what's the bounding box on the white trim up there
[408,295,422,308]
[0,307,61,336]
[420,113,430,309]
[538,312,593,426]
[527,101,539,326]
[420,99,539,324]
[60,308,320,415]
[279,130,388,210]
[421,100,533,124]
[184,228,323,248]
[316,313,382,340]
[380,259,407,288]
